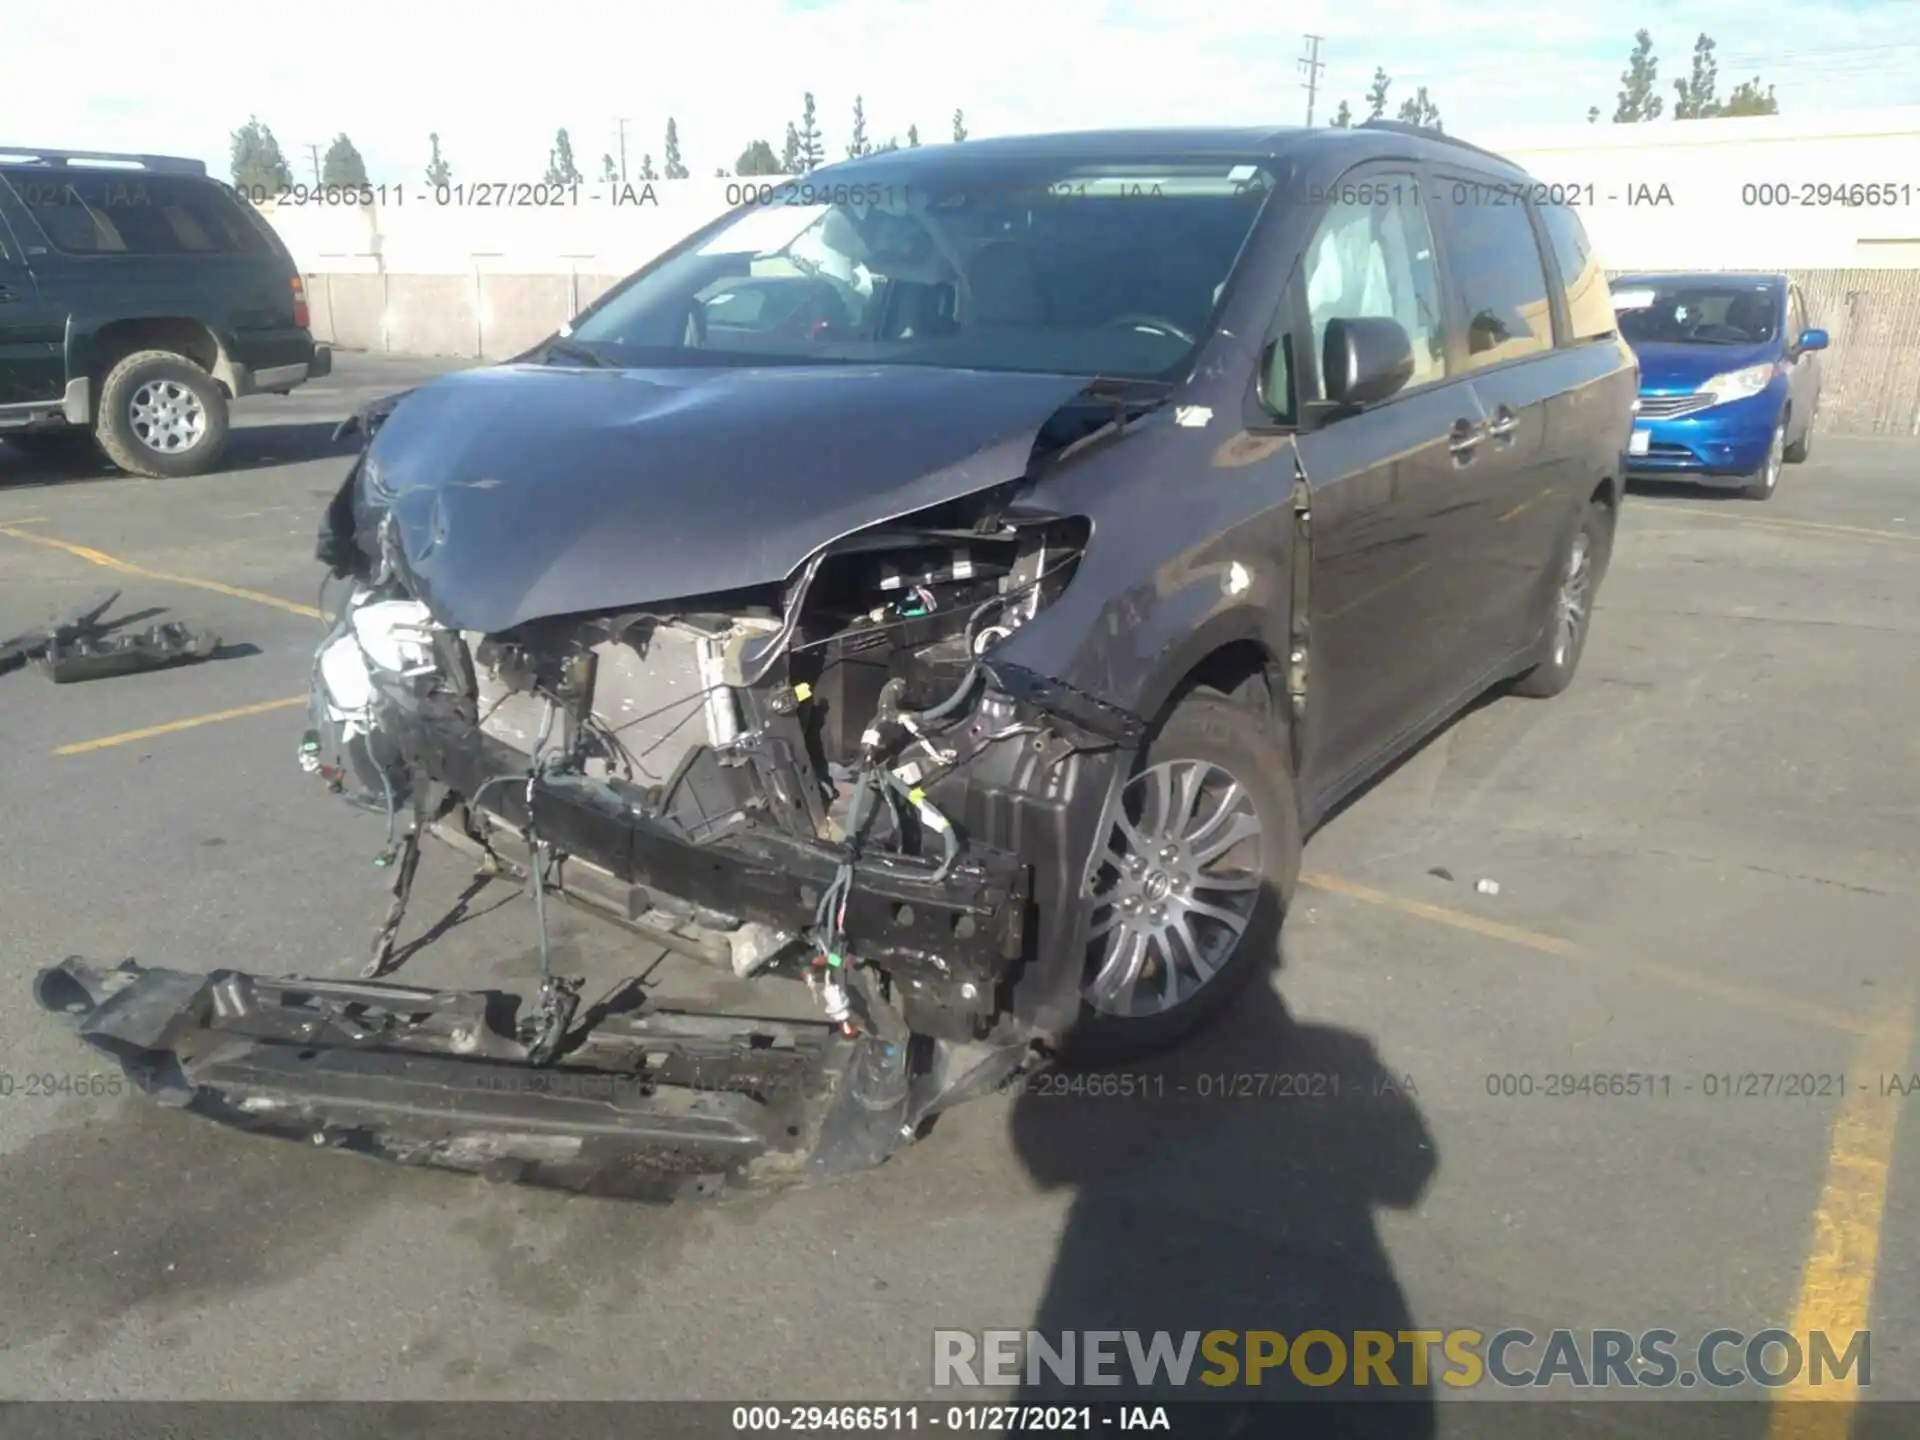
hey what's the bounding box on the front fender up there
[994,546,1293,738]
[1128,585,1287,733]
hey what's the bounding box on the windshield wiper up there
[541,336,608,368]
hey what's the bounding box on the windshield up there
[1613,280,1781,347]
[565,160,1277,378]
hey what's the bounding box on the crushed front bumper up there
[33,956,1005,1200]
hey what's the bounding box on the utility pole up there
[614,117,632,181]
[1298,34,1325,127]
[305,142,322,186]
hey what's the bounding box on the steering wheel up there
[1105,313,1196,345]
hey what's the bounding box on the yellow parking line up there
[0,526,323,619]
[1297,871,1877,1038]
[1767,1000,1912,1437]
[0,515,49,525]
[1658,505,1918,545]
[53,696,307,756]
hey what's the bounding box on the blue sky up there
[6,0,1918,185]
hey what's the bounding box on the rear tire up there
[1058,693,1301,1063]
[1513,498,1612,699]
[94,350,230,478]
[1741,418,1786,501]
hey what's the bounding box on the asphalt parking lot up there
[1,353,1917,1432]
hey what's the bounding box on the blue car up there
[1614,272,1827,500]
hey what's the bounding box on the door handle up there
[0,284,20,303]
[1487,407,1519,440]
[1447,417,1483,456]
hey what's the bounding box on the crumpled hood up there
[354,362,1100,633]
[1629,340,1779,392]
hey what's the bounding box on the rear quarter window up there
[1536,200,1615,343]
[1,171,270,257]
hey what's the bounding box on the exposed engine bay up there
[28,371,1174,1201]
[306,488,1101,1051]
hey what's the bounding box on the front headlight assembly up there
[1696,363,1781,407]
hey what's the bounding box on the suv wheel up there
[1742,418,1785,501]
[95,350,231,478]
[1061,693,1301,1061]
[1513,498,1612,699]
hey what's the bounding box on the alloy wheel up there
[129,380,208,454]
[1553,530,1593,668]
[1083,758,1264,1017]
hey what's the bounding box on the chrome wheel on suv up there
[94,349,231,478]
[128,378,209,454]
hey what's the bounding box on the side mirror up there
[1796,327,1829,353]
[1323,316,1414,408]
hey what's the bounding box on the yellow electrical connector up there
[793,682,813,702]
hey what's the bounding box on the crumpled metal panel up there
[350,361,1094,632]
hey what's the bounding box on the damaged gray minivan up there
[38,122,1636,1198]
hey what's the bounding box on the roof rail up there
[1354,118,1512,166]
[0,147,207,176]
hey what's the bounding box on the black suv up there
[0,147,330,477]
[41,122,1638,1197]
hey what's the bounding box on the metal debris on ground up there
[0,589,220,683]
[1476,878,1501,896]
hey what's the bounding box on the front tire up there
[94,350,230,478]
[1742,417,1786,501]
[1060,693,1302,1062]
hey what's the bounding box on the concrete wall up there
[267,108,1920,434]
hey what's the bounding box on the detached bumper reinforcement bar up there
[33,956,935,1200]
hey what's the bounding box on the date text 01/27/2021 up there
[1483,1072,1920,1098]
[1002,1070,1416,1100]
[731,1405,1167,1432]
[230,181,665,209]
